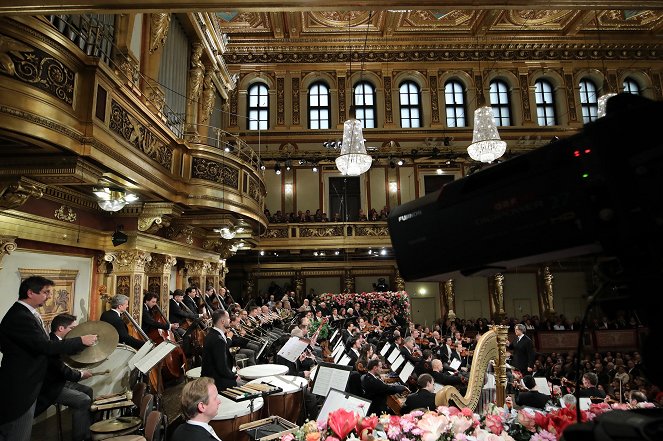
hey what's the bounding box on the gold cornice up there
[134,232,220,261]
[0,176,44,209]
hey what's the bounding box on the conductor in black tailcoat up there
[508,324,536,374]
[201,309,238,391]
[171,377,223,441]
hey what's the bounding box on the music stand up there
[311,361,352,397]
[317,388,371,423]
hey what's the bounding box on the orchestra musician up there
[361,359,408,415]
[142,292,179,335]
[100,294,144,350]
[513,375,551,410]
[401,373,437,414]
[35,313,94,441]
[431,359,466,393]
[183,286,201,315]
[227,315,257,365]
[346,336,363,367]
[201,309,239,391]
[577,372,606,399]
[171,377,223,441]
[401,336,423,365]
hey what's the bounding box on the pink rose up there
[517,410,536,432]
[281,434,294,441]
[484,414,503,435]
[306,432,321,441]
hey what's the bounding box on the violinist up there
[331,308,341,322]
[346,336,363,368]
[361,359,407,416]
[513,375,550,410]
[428,331,442,351]
[431,359,466,393]
[142,292,178,335]
[577,372,606,399]
[400,336,422,366]
[439,337,461,374]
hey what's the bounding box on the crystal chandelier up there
[597,92,616,118]
[93,187,138,212]
[467,105,507,163]
[336,107,372,176]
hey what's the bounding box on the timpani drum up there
[210,394,264,441]
[80,344,136,397]
[247,375,307,423]
[237,364,289,380]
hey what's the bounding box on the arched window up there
[579,78,598,124]
[308,82,330,129]
[399,81,421,128]
[354,81,376,128]
[623,77,641,95]
[248,83,269,130]
[444,80,466,127]
[534,79,557,126]
[489,79,512,126]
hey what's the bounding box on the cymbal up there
[65,320,119,364]
[91,416,141,433]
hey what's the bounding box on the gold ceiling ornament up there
[0,235,17,271]
[137,203,182,234]
[54,205,77,223]
[508,9,571,25]
[311,11,372,27]
[149,13,171,54]
[405,10,474,27]
[0,177,44,210]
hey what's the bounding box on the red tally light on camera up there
[584,149,591,154]
[573,150,581,157]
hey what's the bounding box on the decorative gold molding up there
[144,253,177,274]
[0,176,44,209]
[149,13,171,54]
[137,202,183,234]
[108,250,152,273]
[54,205,77,222]
[199,70,215,124]
[0,235,17,270]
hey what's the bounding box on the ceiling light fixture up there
[93,187,138,212]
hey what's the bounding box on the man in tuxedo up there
[201,309,238,391]
[508,324,536,374]
[578,372,606,399]
[170,289,201,325]
[401,374,437,414]
[430,359,466,394]
[171,377,222,441]
[36,313,94,441]
[0,276,96,441]
[514,375,550,410]
[439,337,460,373]
[361,359,407,415]
[142,292,178,335]
[400,336,423,365]
[346,336,362,367]
[100,294,144,350]
[183,286,201,314]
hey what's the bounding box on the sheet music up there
[579,398,591,411]
[391,354,404,372]
[128,341,154,370]
[333,338,343,351]
[534,377,551,396]
[333,347,345,363]
[338,354,351,366]
[380,343,391,356]
[277,337,309,362]
[310,365,318,381]
[433,383,444,393]
[135,341,176,374]
[450,359,461,370]
[332,343,345,358]
[399,362,415,383]
[312,365,351,397]
[387,348,400,364]
[317,388,371,423]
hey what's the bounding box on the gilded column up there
[0,235,17,271]
[145,254,177,314]
[207,262,220,292]
[294,271,304,303]
[143,13,170,114]
[538,266,556,318]
[184,259,211,291]
[185,42,205,141]
[198,70,216,138]
[492,273,506,320]
[494,324,510,407]
[443,278,456,320]
[394,268,405,291]
[343,269,354,294]
[109,250,152,322]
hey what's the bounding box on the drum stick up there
[90,369,111,376]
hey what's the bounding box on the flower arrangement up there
[317,291,411,321]
[283,403,624,441]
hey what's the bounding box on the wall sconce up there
[93,187,138,212]
[388,182,398,193]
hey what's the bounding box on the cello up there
[122,310,162,394]
[148,304,188,382]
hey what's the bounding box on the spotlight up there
[274,162,281,175]
[329,141,336,148]
[380,249,387,256]
[260,162,266,171]
[312,164,319,173]
[224,142,235,153]
[323,141,329,148]
[285,160,292,171]
[436,168,443,175]
[397,158,404,166]
[298,159,306,165]
[259,250,265,256]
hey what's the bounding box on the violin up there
[415,337,430,348]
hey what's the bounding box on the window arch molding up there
[618,71,653,98]
[301,72,337,128]
[393,71,428,128]
[347,71,383,128]
[237,73,275,131]
[484,70,520,126]
[529,70,567,126]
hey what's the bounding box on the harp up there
[435,325,509,411]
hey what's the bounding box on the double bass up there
[147,304,188,382]
[122,310,162,394]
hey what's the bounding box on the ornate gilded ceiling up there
[216,10,663,47]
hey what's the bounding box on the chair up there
[54,404,64,441]
[143,411,166,441]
